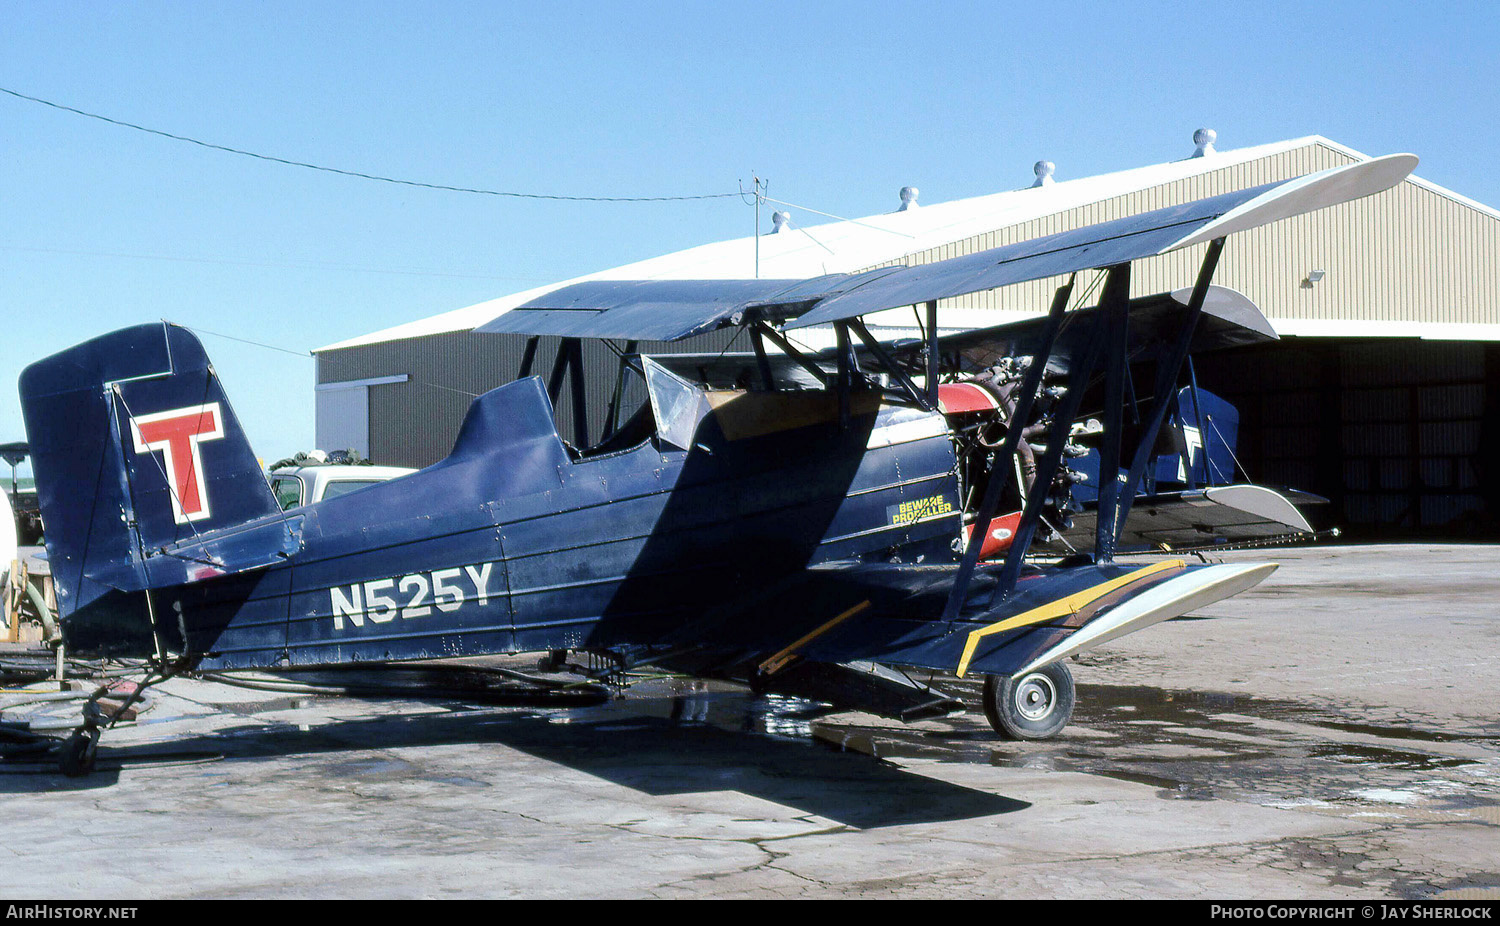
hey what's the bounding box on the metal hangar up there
[313,132,1500,538]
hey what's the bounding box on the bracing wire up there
[182,324,312,359]
[107,384,209,550]
[759,195,917,239]
[177,323,481,399]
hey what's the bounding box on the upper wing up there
[475,270,902,340]
[785,153,1414,329]
[477,155,1415,341]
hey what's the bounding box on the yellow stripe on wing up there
[954,560,1186,678]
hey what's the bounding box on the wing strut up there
[750,326,775,390]
[848,318,935,412]
[543,337,591,447]
[941,274,1076,622]
[991,265,1126,602]
[753,321,829,387]
[925,300,939,408]
[835,323,854,428]
[600,340,639,440]
[1093,264,1133,560]
[518,336,539,378]
[568,338,589,447]
[1109,237,1226,544]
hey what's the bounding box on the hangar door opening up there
[315,374,408,459]
[1199,340,1498,539]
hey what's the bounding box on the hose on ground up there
[198,662,611,707]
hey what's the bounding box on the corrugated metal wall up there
[871,142,1500,330]
[868,144,1353,311]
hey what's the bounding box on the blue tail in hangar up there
[19,323,294,631]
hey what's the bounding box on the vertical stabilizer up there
[19,323,280,617]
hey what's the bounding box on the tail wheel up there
[982,662,1075,740]
[59,728,100,778]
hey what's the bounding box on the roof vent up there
[898,186,920,211]
[770,211,792,233]
[1032,161,1055,187]
[1192,128,1217,158]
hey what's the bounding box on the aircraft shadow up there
[2,705,1030,828]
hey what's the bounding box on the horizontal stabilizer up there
[86,515,306,590]
[1060,484,1316,553]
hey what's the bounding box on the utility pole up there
[742,174,767,278]
[754,175,763,278]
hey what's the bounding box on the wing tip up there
[1165,153,1420,253]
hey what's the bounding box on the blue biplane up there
[19,154,1414,773]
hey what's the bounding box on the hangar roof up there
[316,135,1500,353]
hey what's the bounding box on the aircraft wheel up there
[982,663,1075,740]
[58,728,100,778]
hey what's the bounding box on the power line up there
[2,244,552,282]
[1,86,740,204]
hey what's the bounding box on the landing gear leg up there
[54,657,186,777]
[982,662,1075,740]
[59,725,100,778]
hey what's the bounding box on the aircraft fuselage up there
[64,379,962,670]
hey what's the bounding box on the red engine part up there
[937,382,1002,415]
[962,511,1024,560]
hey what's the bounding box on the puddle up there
[422,775,491,789]
[1309,719,1497,745]
[27,662,1493,822]
[1309,743,1478,771]
[761,679,1500,812]
[324,756,416,779]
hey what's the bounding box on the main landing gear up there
[982,662,1075,740]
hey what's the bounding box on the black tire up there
[982,662,1075,740]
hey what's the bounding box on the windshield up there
[270,475,303,511]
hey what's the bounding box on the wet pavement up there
[816,681,1500,803]
[1,544,1497,898]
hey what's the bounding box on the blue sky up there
[4,1,1497,469]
